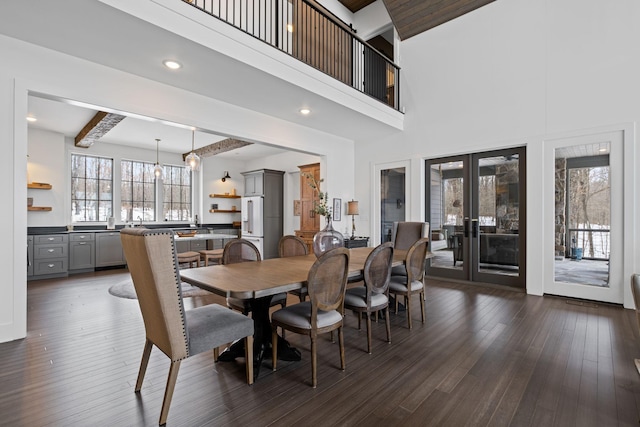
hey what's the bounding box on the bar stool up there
[199,249,223,266]
[177,251,200,268]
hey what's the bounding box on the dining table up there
[179,246,432,377]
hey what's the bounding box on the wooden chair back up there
[364,242,394,299]
[222,239,261,264]
[406,237,430,283]
[307,248,350,319]
[120,228,189,360]
[279,235,308,257]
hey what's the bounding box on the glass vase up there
[312,216,344,257]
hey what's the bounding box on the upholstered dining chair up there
[631,274,640,374]
[271,247,350,388]
[389,237,429,329]
[224,239,288,314]
[279,235,310,302]
[390,221,429,276]
[120,228,254,426]
[343,242,394,354]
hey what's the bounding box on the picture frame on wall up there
[333,198,342,221]
[293,200,301,216]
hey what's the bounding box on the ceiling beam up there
[75,111,126,148]
[182,138,253,160]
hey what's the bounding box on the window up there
[121,160,156,222]
[163,165,192,221]
[71,154,113,222]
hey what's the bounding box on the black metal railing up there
[568,228,610,260]
[183,0,401,111]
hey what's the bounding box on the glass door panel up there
[381,167,406,243]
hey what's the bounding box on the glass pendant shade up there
[185,130,201,172]
[154,138,163,180]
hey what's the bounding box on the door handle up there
[463,217,470,238]
[472,219,479,238]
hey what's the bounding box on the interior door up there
[425,147,526,289]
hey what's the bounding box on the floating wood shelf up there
[209,209,241,213]
[209,194,241,199]
[28,182,52,190]
[28,206,52,211]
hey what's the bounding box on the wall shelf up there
[28,182,52,190]
[209,193,241,199]
[209,209,241,213]
[28,206,52,211]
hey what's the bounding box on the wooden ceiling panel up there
[382,0,496,40]
[338,0,377,13]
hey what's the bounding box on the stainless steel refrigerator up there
[241,196,265,258]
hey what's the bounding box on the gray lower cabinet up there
[27,236,34,277]
[175,239,208,253]
[31,234,68,279]
[69,232,95,272]
[95,232,126,267]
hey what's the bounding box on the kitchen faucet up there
[137,216,143,227]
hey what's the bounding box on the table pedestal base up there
[217,295,301,379]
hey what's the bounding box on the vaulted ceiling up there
[338,0,496,40]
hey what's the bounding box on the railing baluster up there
[181,0,400,111]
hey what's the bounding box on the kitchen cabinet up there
[295,163,320,252]
[243,171,264,196]
[69,232,95,272]
[31,234,68,279]
[95,232,126,268]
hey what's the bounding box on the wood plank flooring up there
[1,269,640,426]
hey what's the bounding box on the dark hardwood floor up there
[2,269,640,426]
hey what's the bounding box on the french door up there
[425,147,526,288]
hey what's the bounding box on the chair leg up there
[311,334,317,388]
[406,293,412,329]
[384,306,391,344]
[338,326,345,370]
[420,290,426,324]
[366,312,372,354]
[357,311,362,330]
[159,360,181,426]
[272,327,278,372]
[245,335,254,385]
[213,346,219,362]
[135,339,153,392]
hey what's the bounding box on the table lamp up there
[347,200,359,239]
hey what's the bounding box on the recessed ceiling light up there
[26,116,37,122]
[300,108,311,115]
[163,60,182,70]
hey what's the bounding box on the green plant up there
[303,172,332,219]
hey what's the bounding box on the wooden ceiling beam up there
[182,138,253,160]
[74,111,126,148]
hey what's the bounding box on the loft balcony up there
[183,0,401,112]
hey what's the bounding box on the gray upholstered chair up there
[631,274,640,374]
[120,228,254,426]
[389,237,429,329]
[271,247,350,387]
[279,235,310,302]
[390,221,429,276]
[224,239,288,314]
[343,242,394,353]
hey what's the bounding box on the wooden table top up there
[180,247,415,299]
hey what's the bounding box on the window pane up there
[71,154,113,222]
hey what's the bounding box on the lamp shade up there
[347,200,359,216]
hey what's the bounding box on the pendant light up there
[153,138,163,179]
[185,129,201,172]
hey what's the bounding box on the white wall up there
[356,0,640,304]
[0,34,355,342]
